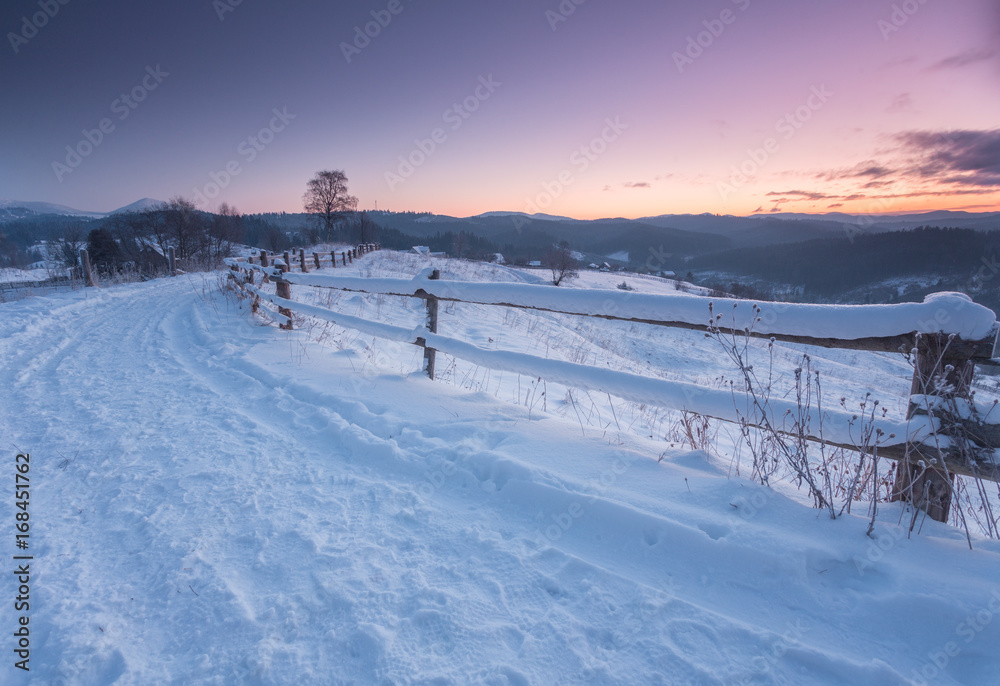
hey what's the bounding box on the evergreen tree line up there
[688,227,1000,299]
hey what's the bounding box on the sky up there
[1,0,998,219]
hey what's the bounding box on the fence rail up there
[225,249,1000,522]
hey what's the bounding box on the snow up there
[265,265,998,342]
[4,258,1000,685]
[0,267,71,284]
[243,267,934,454]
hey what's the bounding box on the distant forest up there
[4,205,1000,313]
[688,227,1000,312]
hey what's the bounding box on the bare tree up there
[55,225,86,270]
[162,197,206,260]
[104,211,147,265]
[303,170,358,242]
[544,241,579,286]
[356,211,379,244]
[209,203,243,261]
[452,231,467,260]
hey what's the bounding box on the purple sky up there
[2,0,998,218]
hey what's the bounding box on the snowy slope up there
[1,265,1000,685]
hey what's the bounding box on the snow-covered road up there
[2,274,1000,685]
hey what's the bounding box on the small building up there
[411,246,431,256]
[137,244,169,272]
[528,260,542,268]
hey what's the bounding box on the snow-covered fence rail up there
[224,258,1000,521]
[244,244,379,273]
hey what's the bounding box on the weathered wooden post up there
[168,247,176,276]
[250,265,259,313]
[299,249,307,272]
[342,251,347,267]
[260,251,269,267]
[283,251,291,271]
[421,269,441,379]
[313,252,321,269]
[892,333,975,523]
[275,267,293,331]
[79,248,96,287]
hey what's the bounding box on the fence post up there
[275,269,293,331]
[260,251,269,267]
[891,332,975,523]
[313,252,321,269]
[283,251,291,271]
[422,269,440,379]
[79,249,96,287]
[250,265,259,313]
[300,249,307,272]
[342,251,347,266]
[168,247,176,276]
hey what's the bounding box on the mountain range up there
[0,198,165,221]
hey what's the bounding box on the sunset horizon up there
[3,0,997,222]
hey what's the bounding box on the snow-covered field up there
[2,251,1000,685]
[0,267,66,284]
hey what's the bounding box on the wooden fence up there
[226,249,1000,523]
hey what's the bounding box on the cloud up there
[827,203,844,209]
[622,181,650,189]
[926,48,996,71]
[895,129,1000,187]
[765,190,836,200]
[816,161,895,182]
[807,129,1000,202]
[762,130,1000,212]
[887,93,914,114]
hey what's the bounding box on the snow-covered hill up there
[2,253,999,685]
[0,197,165,220]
